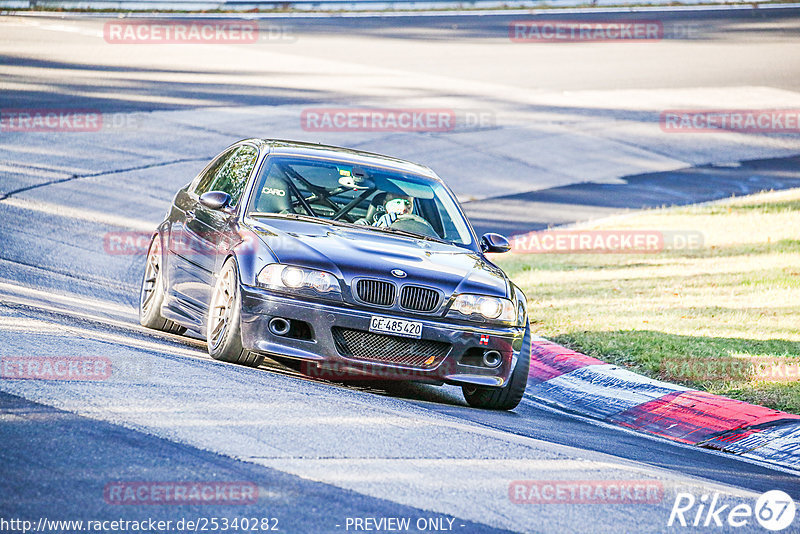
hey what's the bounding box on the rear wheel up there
[207,258,264,368]
[139,235,186,335]
[462,323,531,410]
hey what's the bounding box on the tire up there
[139,235,186,335]
[462,322,531,410]
[206,257,264,368]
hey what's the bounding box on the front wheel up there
[206,257,263,368]
[462,323,531,410]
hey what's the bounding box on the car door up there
[181,144,260,313]
[166,147,236,315]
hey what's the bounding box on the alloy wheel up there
[208,263,236,351]
[140,237,161,316]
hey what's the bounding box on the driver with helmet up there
[373,197,413,228]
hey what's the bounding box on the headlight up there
[448,294,516,323]
[257,264,341,299]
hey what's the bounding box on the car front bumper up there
[239,285,526,387]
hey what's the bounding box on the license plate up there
[369,316,422,339]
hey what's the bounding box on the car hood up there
[246,217,509,298]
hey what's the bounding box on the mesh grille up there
[399,286,440,312]
[332,328,451,368]
[355,279,396,307]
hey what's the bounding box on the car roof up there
[248,138,441,182]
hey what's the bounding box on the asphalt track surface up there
[1,7,800,533]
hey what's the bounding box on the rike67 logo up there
[668,490,796,531]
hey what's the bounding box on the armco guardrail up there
[5,0,535,9]
[0,0,760,11]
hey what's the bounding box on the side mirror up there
[199,191,232,211]
[481,233,511,254]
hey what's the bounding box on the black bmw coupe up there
[140,139,530,409]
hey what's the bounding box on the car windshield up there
[247,156,473,246]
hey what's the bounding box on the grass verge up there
[495,188,800,414]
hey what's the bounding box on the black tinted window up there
[211,145,259,206]
[194,148,235,196]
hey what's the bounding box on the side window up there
[193,148,235,196]
[209,145,259,206]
